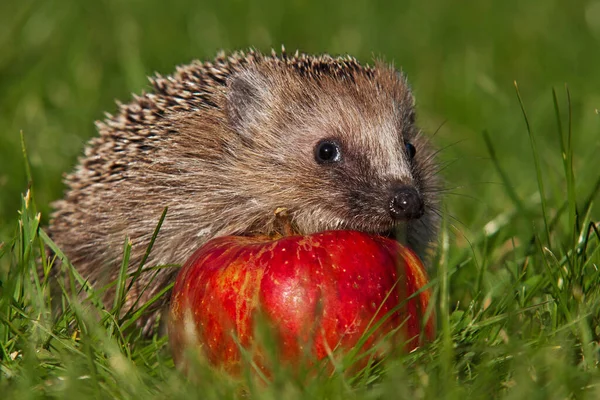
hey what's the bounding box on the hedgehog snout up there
[389,185,424,221]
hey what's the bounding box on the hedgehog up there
[48,48,442,334]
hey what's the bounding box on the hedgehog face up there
[287,90,430,236]
[225,62,438,239]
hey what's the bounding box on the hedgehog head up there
[219,53,440,244]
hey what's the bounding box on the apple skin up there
[168,230,434,375]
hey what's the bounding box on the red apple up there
[168,230,434,376]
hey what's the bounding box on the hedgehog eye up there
[405,142,416,160]
[315,140,342,164]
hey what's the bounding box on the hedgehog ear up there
[226,69,271,136]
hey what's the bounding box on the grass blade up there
[514,81,551,247]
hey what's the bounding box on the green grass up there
[2,0,600,398]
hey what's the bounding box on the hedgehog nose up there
[389,186,424,220]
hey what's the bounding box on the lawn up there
[1,0,600,398]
